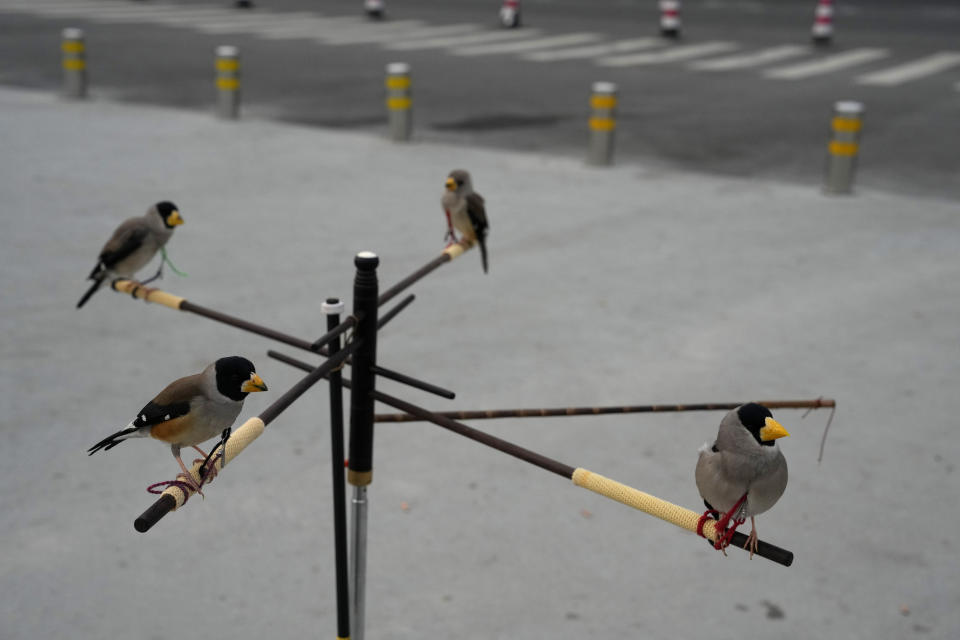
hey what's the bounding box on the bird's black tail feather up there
[478,236,489,274]
[87,426,139,455]
[76,276,104,309]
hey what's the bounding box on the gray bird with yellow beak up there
[77,201,184,308]
[695,403,790,557]
[441,169,489,273]
[88,357,267,495]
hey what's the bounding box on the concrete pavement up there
[1,86,958,639]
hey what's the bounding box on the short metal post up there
[659,0,681,38]
[587,82,617,167]
[347,252,379,640]
[812,0,834,45]
[61,28,87,99]
[215,45,240,119]
[823,100,864,195]
[322,298,351,640]
[385,63,412,142]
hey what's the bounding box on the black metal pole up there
[322,298,350,640]
[347,251,380,640]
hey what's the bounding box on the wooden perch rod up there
[374,399,835,423]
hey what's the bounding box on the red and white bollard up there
[812,0,834,45]
[499,0,521,29]
[659,0,681,39]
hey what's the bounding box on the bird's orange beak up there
[760,417,790,441]
[167,209,184,226]
[445,177,457,191]
[241,373,268,393]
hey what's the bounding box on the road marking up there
[318,19,433,44]
[321,22,478,45]
[386,28,540,51]
[453,32,601,56]
[522,38,663,62]
[764,48,889,79]
[689,44,808,71]
[252,16,370,38]
[855,52,960,86]
[598,41,738,67]
[187,12,329,34]
[2,2,137,14]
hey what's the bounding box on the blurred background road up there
[1,0,958,198]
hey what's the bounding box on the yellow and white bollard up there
[385,62,412,142]
[823,100,864,194]
[215,45,240,119]
[61,28,87,99]
[587,82,617,167]
[660,0,681,38]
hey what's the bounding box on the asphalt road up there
[2,0,958,198]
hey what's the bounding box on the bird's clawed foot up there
[743,517,759,559]
[139,265,164,286]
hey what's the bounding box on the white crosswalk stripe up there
[321,22,478,45]
[598,41,739,67]
[689,44,808,71]
[319,20,431,44]
[385,29,540,51]
[453,33,601,57]
[764,48,889,80]
[186,13,330,34]
[855,52,960,86]
[251,16,370,39]
[522,38,663,62]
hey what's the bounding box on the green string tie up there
[161,246,188,277]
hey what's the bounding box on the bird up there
[88,356,267,495]
[441,169,489,273]
[76,201,184,308]
[695,403,789,558]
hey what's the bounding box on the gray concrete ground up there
[0,86,958,640]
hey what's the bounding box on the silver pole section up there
[61,28,87,99]
[215,45,241,119]
[587,82,617,167]
[385,62,412,142]
[351,484,369,640]
[823,100,864,195]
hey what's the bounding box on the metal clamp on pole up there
[61,28,87,99]
[347,252,380,640]
[587,82,618,167]
[824,100,864,195]
[215,45,241,119]
[385,62,412,142]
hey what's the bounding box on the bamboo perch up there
[133,339,361,533]
[374,398,835,423]
[111,279,348,355]
[269,351,793,567]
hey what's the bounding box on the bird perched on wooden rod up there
[76,201,183,308]
[695,403,789,558]
[441,169,489,273]
[88,357,267,495]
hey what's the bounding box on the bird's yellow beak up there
[760,417,790,441]
[445,177,457,191]
[168,210,185,226]
[241,373,268,393]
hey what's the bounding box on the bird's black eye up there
[456,179,464,186]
